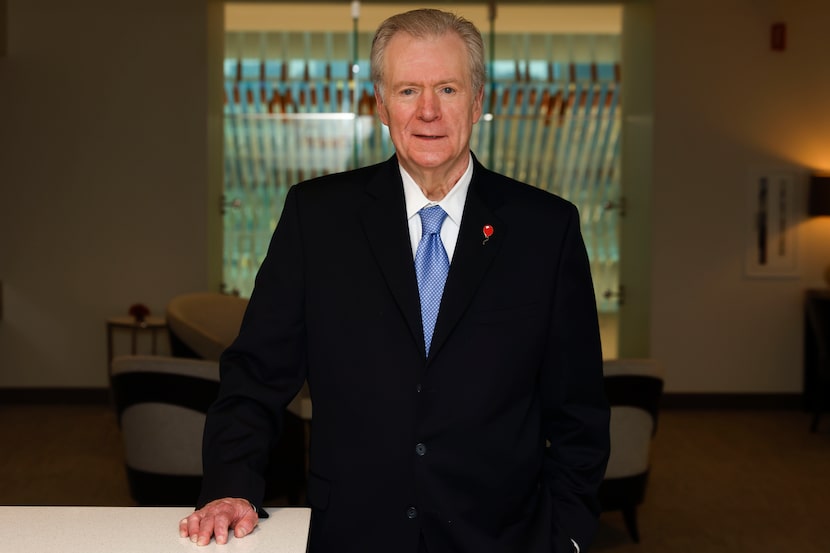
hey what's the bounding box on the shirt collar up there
[401,155,473,227]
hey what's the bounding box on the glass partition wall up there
[222,6,621,316]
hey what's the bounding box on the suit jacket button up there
[415,443,427,456]
[406,507,418,519]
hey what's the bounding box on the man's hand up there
[179,497,259,546]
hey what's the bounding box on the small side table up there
[106,316,167,380]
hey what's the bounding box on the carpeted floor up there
[593,409,830,552]
[1,404,828,552]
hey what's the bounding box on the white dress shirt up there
[401,155,473,262]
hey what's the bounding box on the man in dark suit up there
[181,9,609,553]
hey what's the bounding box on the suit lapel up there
[429,160,505,362]
[359,157,424,350]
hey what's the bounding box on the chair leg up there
[621,505,641,543]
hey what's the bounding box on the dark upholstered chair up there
[111,355,219,506]
[111,353,307,506]
[598,358,664,543]
[163,292,308,505]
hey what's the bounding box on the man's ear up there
[472,85,485,124]
[374,85,389,125]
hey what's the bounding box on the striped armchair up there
[599,358,664,543]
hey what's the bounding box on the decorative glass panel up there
[222,31,620,313]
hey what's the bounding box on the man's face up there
[375,31,484,179]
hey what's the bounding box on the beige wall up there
[1,0,829,392]
[0,0,223,387]
[651,0,830,392]
[618,1,654,359]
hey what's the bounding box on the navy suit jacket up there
[199,155,610,553]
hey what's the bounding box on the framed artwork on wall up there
[744,171,800,278]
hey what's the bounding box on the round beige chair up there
[166,292,249,361]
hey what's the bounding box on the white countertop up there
[0,506,310,553]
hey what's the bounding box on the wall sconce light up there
[809,174,830,217]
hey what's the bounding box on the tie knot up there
[419,205,447,236]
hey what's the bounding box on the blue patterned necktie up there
[415,205,450,356]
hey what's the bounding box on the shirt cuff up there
[571,538,580,553]
[246,499,269,519]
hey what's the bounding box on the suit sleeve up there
[198,185,308,511]
[541,203,610,552]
